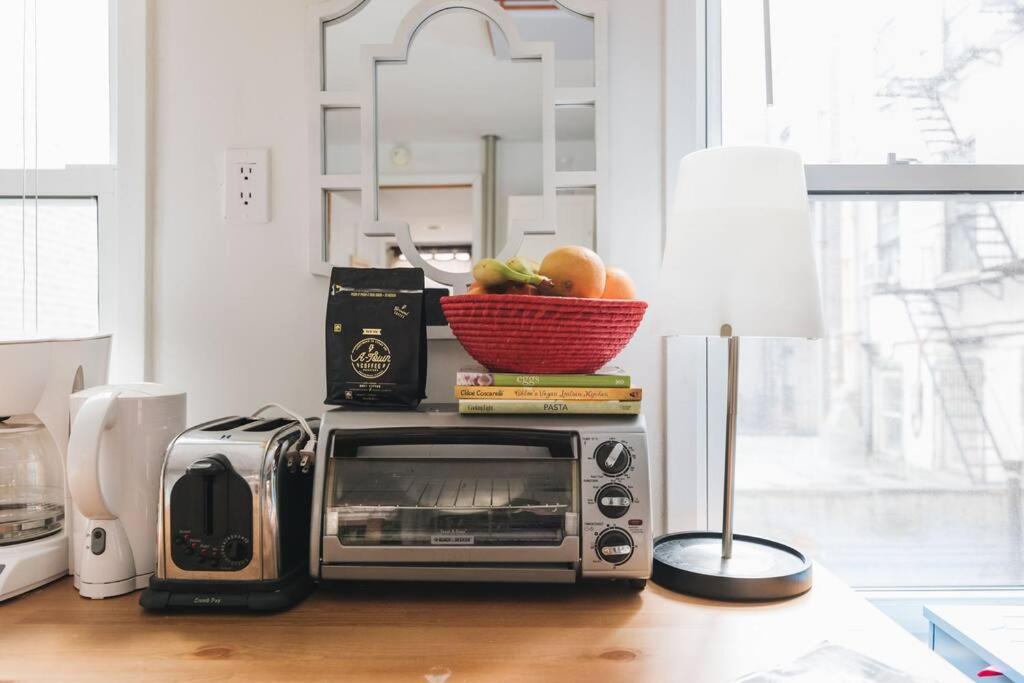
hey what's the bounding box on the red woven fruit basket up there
[440,294,648,374]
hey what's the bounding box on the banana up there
[472,258,546,287]
[506,256,539,277]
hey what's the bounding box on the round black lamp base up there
[652,531,812,602]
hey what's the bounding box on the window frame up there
[666,0,1024,592]
[0,165,113,336]
[1,0,149,381]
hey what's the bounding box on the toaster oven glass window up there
[327,458,578,547]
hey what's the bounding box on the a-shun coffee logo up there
[350,337,392,379]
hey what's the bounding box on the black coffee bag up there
[325,267,426,408]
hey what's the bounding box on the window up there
[0,198,99,339]
[731,198,1024,587]
[717,0,1024,164]
[0,0,112,339]
[670,0,1024,591]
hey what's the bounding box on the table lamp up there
[653,146,824,601]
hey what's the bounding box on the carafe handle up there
[68,391,120,520]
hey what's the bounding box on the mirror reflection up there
[327,185,475,288]
[503,2,594,87]
[323,1,417,92]
[376,8,542,262]
[323,107,360,174]
[556,104,595,172]
[321,1,598,279]
[509,186,596,259]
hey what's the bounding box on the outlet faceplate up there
[224,148,269,223]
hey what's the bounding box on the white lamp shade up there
[657,146,825,339]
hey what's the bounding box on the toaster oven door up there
[320,428,580,580]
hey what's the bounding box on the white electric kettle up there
[68,384,186,599]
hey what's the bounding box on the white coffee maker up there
[0,335,111,602]
[68,384,186,599]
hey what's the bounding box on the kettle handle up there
[68,391,120,520]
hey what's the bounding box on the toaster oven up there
[310,407,651,587]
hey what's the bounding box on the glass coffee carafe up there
[0,418,65,545]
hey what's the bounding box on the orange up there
[539,246,606,298]
[601,267,636,300]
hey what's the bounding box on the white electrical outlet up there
[224,148,269,223]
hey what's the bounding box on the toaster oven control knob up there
[595,528,634,565]
[596,484,632,518]
[222,536,250,563]
[594,441,630,476]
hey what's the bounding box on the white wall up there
[150,0,668,530]
[605,1,666,530]
[151,1,322,420]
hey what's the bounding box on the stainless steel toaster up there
[311,406,652,588]
[141,413,318,610]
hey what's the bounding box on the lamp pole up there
[721,325,740,559]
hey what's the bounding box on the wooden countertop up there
[1,567,963,682]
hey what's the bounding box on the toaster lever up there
[187,455,230,476]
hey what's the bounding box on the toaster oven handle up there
[331,427,576,458]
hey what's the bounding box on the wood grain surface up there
[0,567,963,682]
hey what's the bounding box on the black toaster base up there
[139,569,314,612]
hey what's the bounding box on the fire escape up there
[877,1,1024,484]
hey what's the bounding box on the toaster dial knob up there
[222,535,251,564]
[594,441,630,476]
[596,484,632,519]
[595,528,634,565]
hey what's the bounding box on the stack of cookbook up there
[455,366,641,415]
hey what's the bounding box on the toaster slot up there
[203,474,215,535]
[202,416,256,432]
[243,417,293,432]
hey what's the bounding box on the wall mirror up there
[310,0,607,290]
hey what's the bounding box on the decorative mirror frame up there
[308,0,608,290]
